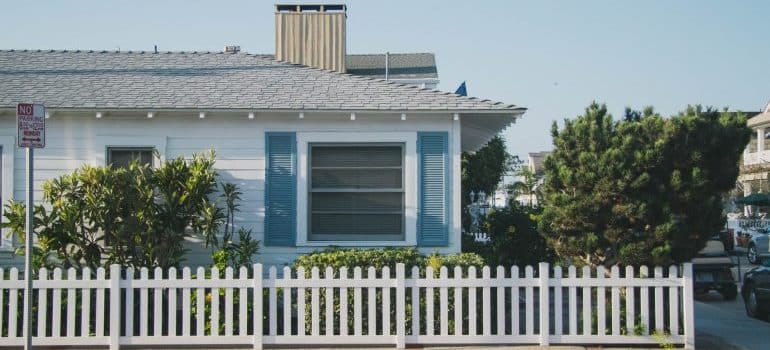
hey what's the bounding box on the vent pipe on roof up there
[224,45,241,53]
[275,4,347,73]
[385,52,389,81]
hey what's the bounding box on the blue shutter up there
[264,132,297,246]
[417,132,450,246]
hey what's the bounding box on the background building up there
[738,104,769,215]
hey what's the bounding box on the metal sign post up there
[17,103,45,350]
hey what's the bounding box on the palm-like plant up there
[508,167,542,207]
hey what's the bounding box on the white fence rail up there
[0,263,694,349]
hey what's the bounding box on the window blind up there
[309,144,404,241]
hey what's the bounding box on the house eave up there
[0,106,525,153]
[0,106,524,116]
[460,109,527,152]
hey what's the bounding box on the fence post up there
[109,264,121,350]
[395,263,406,349]
[682,263,695,350]
[539,262,550,346]
[253,264,263,350]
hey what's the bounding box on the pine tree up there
[539,103,750,267]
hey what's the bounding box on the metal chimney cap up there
[224,45,241,53]
[275,4,347,13]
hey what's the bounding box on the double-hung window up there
[107,147,154,168]
[309,144,405,241]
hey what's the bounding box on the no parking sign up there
[16,103,45,148]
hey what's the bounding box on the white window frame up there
[308,142,406,242]
[296,132,417,247]
[0,136,15,250]
[95,136,166,167]
[106,146,156,168]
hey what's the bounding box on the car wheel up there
[748,244,759,265]
[745,285,768,320]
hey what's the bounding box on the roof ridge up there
[346,52,435,56]
[0,49,258,55]
[257,55,518,109]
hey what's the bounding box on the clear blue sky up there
[4,1,770,158]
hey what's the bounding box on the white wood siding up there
[0,112,459,267]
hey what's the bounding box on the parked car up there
[746,228,770,265]
[692,240,738,300]
[742,258,770,320]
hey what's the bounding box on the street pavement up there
[695,294,769,350]
[694,252,770,350]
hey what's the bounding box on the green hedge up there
[293,247,485,275]
[293,247,422,274]
[292,247,485,335]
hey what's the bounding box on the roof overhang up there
[0,106,526,153]
[460,109,526,152]
[748,111,770,128]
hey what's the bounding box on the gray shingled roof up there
[0,50,520,112]
[346,53,438,80]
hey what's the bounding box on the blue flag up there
[455,81,467,96]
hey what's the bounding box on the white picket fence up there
[467,232,492,243]
[0,263,694,349]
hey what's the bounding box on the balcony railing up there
[743,150,770,166]
[748,140,758,153]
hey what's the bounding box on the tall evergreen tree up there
[539,103,750,267]
[461,135,516,198]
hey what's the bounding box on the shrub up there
[211,183,260,270]
[425,252,485,276]
[2,151,260,270]
[293,247,424,275]
[293,247,485,335]
[463,203,555,267]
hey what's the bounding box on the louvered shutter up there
[417,132,450,246]
[264,132,297,246]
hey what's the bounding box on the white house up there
[0,4,525,267]
[739,103,770,200]
[512,151,549,207]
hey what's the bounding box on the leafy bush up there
[425,252,485,276]
[2,151,260,270]
[293,247,424,275]
[211,183,260,270]
[293,247,485,335]
[204,184,261,335]
[463,203,555,267]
